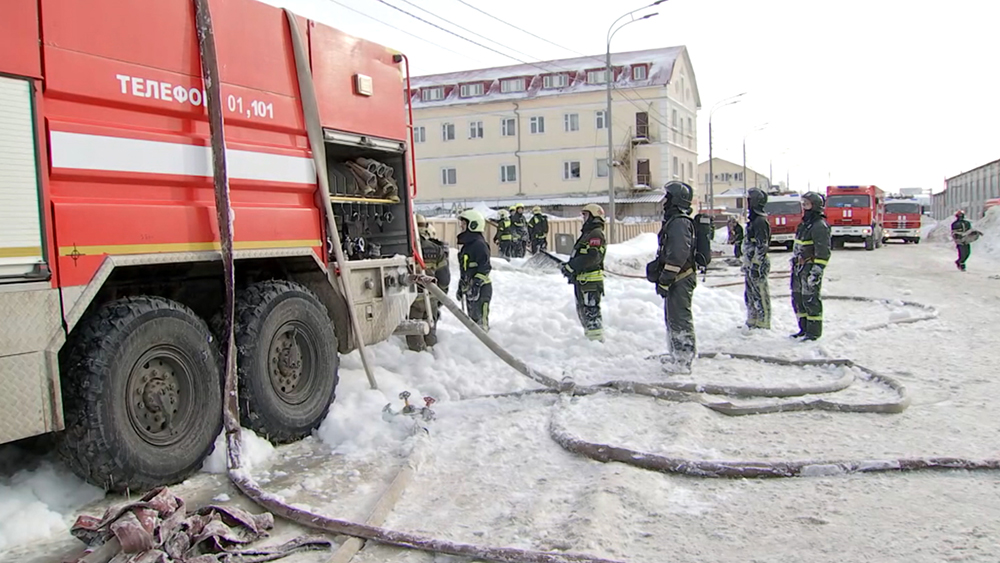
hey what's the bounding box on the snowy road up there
[3,236,1000,563]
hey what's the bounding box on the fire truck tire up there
[865,235,875,251]
[234,280,339,444]
[58,296,223,492]
[785,242,794,252]
[914,237,921,244]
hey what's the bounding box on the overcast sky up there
[260,0,999,193]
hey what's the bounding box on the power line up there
[453,0,584,58]
[395,0,552,67]
[324,0,480,61]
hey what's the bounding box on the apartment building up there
[697,157,770,212]
[407,47,701,214]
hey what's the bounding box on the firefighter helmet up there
[532,206,542,214]
[458,209,486,233]
[515,203,524,210]
[415,214,433,238]
[801,192,825,211]
[955,210,965,219]
[498,209,509,219]
[662,181,694,211]
[748,188,768,214]
[582,203,605,219]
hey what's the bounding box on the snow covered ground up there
[3,230,1000,563]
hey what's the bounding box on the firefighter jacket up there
[743,211,771,266]
[494,218,513,243]
[792,210,831,268]
[951,217,972,243]
[528,213,549,240]
[565,216,606,287]
[510,212,528,240]
[655,208,696,283]
[457,230,491,290]
[730,222,744,246]
[420,236,451,291]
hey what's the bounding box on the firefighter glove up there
[656,270,676,297]
[456,280,468,300]
[806,264,824,291]
[561,263,574,278]
[467,278,483,302]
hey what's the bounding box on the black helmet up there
[662,181,693,211]
[748,188,768,214]
[802,191,825,211]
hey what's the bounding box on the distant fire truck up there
[826,185,886,251]
[764,195,802,251]
[0,0,421,490]
[884,197,923,244]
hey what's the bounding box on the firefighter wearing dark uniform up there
[742,189,772,329]
[528,206,549,253]
[494,209,513,258]
[652,182,697,373]
[729,217,744,259]
[561,203,606,342]
[407,214,451,351]
[790,192,831,341]
[951,210,972,271]
[510,204,528,258]
[457,209,492,331]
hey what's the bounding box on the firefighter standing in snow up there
[648,181,698,372]
[561,204,607,341]
[510,204,529,257]
[790,192,831,341]
[407,214,450,351]
[457,210,492,331]
[951,210,972,271]
[528,206,549,253]
[729,216,744,259]
[742,188,772,329]
[494,209,513,258]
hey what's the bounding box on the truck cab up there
[763,195,802,251]
[826,185,885,251]
[884,198,923,244]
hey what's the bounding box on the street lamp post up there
[707,92,745,214]
[606,1,664,243]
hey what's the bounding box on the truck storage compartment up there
[323,134,410,261]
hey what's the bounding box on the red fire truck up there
[0,0,422,490]
[764,195,802,251]
[826,185,886,250]
[884,197,923,244]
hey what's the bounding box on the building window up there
[687,161,693,180]
[704,173,711,184]
[679,118,684,137]
[441,123,455,141]
[501,117,516,137]
[459,83,484,98]
[543,74,568,89]
[468,121,484,139]
[500,164,517,183]
[421,87,444,102]
[500,78,526,93]
[586,69,608,84]
[672,109,678,128]
[564,113,579,132]
[596,110,607,129]
[413,126,426,143]
[441,167,457,186]
[563,161,581,180]
[632,65,647,80]
[735,172,744,182]
[596,159,609,178]
[530,116,545,134]
[672,156,679,178]
[687,117,693,139]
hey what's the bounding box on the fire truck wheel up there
[59,296,223,492]
[234,280,339,444]
[914,238,921,245]
[865,235,875,251]
[785,242,794,252]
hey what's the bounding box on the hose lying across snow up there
[421,281,1000,478]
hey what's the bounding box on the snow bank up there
[973,206,1000,259]
[202,428,276,474]
[0,458,103,552]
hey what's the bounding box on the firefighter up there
[561,203,606,341]
[951,210,972,271]
[790,192,831,341]
[742,188,772,329]
[510,204,528,257]
[528,206,549,253]
[648,181,697,373]
[494,209,513,258]
[407,214,450,351]
[457,209,492,331]
[729,216,744,258]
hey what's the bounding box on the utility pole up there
[708,92,745,213]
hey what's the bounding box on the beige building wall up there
[409,48,699,211]
[697,157,770,211]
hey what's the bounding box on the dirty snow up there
[3,233,1000,562]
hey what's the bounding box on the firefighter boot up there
[790,317,807,339]
[802,320,822,341]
